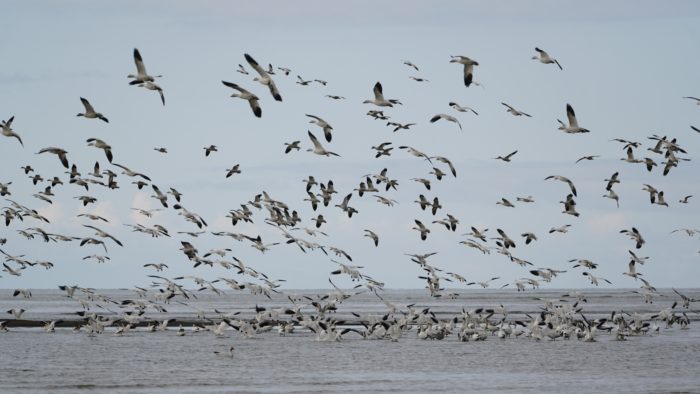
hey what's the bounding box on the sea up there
[0,288,699,393]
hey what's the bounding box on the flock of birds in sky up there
[0,46,698,349]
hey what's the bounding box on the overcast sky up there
[1,1,699,291]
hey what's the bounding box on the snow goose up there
[214,346,235,358]
[363,229,379,246]
[363,81,394,107]
[545,175,577,196]
[532,47,563,70]
[605,172,620,191]
[77,97,109,123]
[412,220,430,240]
[6,308,26,319]
[245,53,282,101]
[386,122,415,132]
[36,147,69,168]
[306,131,340,157]
[433,156,456,177]
[494,150,518,162]
[113,163,151,181]
[86,138,113,162]
[576,155,599,163]
[137,81,165,106]
[203,145,218,157]
[583,272,611,286]
[128,48,161,85]
[620,227,645,249]
[225,164,241,178]
[403,60,419,71]
[222,81,261,118]
[623,261,642,280]
[603,189,620,208]
[557,104,589,133]
[306,114,333,142]
[83,224,123,247]
[448,102,478,115]
[430,113,462,130]
[1,116,23,146]
[450,55,479,87]
[501,102,532,117]
[296,75,312,86]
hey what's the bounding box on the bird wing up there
[430,114,442,123]
[133,48,147,75]
[566,104,579,128]
[373,82,384,100]
[463,64,473,87]
[267,78,282,102]
[221,80,246,94]
[248,97,262,118]
[307,131,323,150]
[80,97,95,113]
[244,53,266,77]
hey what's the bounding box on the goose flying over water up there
[222,81,261,118]
[532,47,563,70]
[1,116,23,146]
[245,53,282,101]
[77,97,109,123]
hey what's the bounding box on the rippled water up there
[1,289,699,393]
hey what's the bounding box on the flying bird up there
[450,55,479,87]
[430,114,462,130]
[221,81,261,118]
[128,48,161,85]
[245,53,282,101]
[1,116,23,146]
[557,104,589,134]
[501,102,532,117]
[306,114,334,142]
[77,97,109,123]
[307,131,340,157]
[363,81,394,107]
[532,47,563,70]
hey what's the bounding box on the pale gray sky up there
[1,1,699,290]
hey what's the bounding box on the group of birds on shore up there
[1,45,698,351]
